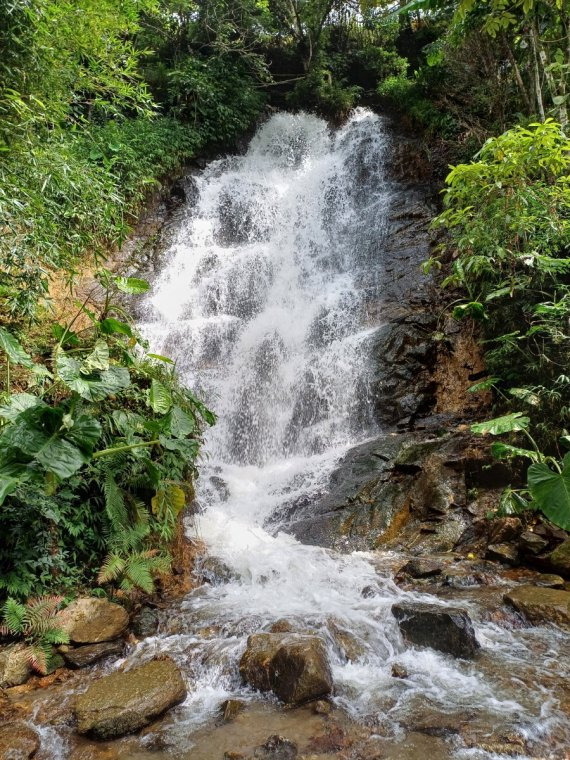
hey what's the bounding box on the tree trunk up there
[530,23,546,121]
[502,34,532,114]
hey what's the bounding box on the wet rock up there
[306,724,349,753]
[535,573,565,589]
[0,722,40,759]
[486,543,519,565]
[254,735,297,760]
[74,656,186,738]
[328,620,366,661]
[518,530,548,556]
[361,585,378,598]
[548,538,570,576]
[391,663,408,678]
[220,699,246,721]
[269,619,296,633]
[57,598,128,644]
[392,602,480,658]
[63,640,124,669]
[489,517,523,544]
[131,607,160,638]
[240,633,332,704]
[503,585,570,629]
[442,568,485,588]
[312,699,332,715]
[399,558,443,578]
[0,644,31,687]
[199,556,237,584]
[462,730,526,757]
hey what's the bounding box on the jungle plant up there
[0,272,215,599]
[0,595,69,675]
[470,412,570,530]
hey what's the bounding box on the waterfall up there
[130,111,568,756]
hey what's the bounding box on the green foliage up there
[0,595,68,675]
[528,453,570,531]
[0,274,215,600]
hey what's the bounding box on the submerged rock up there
[74,656,186,738]
[548,538,570,576]
[254,735,298,760]
[392,602,480,658]
[240,632,332,704]
[63,640,124,669]
[0,644,31,687]
[0,722,40,759]
[57,598,128,644]
[503,585,570,629]
[199,556,237,584]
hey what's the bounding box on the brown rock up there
[312,699,332,715]
[63,640,124,669]
[391,663,408,679]
[548,538,570,576]
[0,722,40,759]
[489,517,523,544]
[328,620,366,661]
[503,585,570,629]
[486,543,518,565]
[518,530,548,555]
[254,735,297,759]
[392,602,480,658]
[0,645,31,687]
[220,699,246,721]
[399,558,443,578]
[57,598,128,644]
[74,656,186,738]
[240,633,332,705]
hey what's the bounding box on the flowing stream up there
[29,111,569,759]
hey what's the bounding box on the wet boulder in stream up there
[240,632,332,704]
[74,656,186,738]
[392,602,480,659]
[504,585,570,629]
[57,597,128,644]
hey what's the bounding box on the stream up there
[21,110,570,759]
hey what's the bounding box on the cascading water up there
[29,110,569,759]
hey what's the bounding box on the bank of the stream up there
[1,109,569,760]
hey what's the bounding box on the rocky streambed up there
[1,109,570,759]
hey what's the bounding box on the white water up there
[129,111,570,757]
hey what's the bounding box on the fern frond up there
[2,598,26,634]
[97,553,126,584]
[125,558,155,594]
[103,470,129,533]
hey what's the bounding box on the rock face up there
[0,722,40,759]
[392,602,480,658]
[548,539,570,576]
[240,633,332,704]
[63,640,124,669]
[0,645,31,687]
[57,597,128,644]
[504,585,570,629]
[74,656,187,738]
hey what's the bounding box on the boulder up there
[0,722,40,759]
[518,531,548,556]
[240,633,332,704]
[57,598,128,644]
[220,699,246,721]
[328,620,366,661]
[399,558,443,578]
[74,656,186,738]
[0,645,31,687]
[63,640,124,669]
[548,539,570,576]
[199,556,237,584]
[489,517,523,545]
[392,602,480,658]
[503,585,570,629]
[486,543,519,565]
[131,607,160,638]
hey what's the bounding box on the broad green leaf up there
[114,276,150,295]
[528,452,570,531]
[81,340,110,374]
[52,323,80,347]
[497,488,532,516]
[491,442,540,463]
[468,377,500,393]
[146,353,174,364]
[508,387,540,406]
[151,484,185,520]
[169,405,195,438]
[0,393,44,422]
[452,301,486,321]
[149,379,172,414]
[0,459,36,505]
[471,412,529,436]
[99,318,133,337]
[64,415,102,454]
[58,356,129,401]
[0,326,34,368]
[159,435,199,459]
